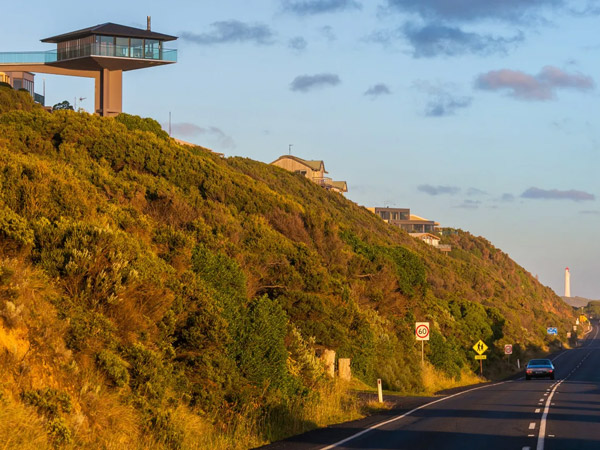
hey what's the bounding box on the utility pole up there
[288,144,293,155]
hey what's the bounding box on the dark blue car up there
[526,359,555,380]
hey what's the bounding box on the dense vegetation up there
[0,86,575,449]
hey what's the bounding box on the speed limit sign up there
[415,322,430,341]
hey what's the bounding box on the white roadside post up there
[415,322,430,365]
[377,379,383,403]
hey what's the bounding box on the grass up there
[0,393,50,450]
[421,363,484,395]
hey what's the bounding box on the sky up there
[2,0,599,298]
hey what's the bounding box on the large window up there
[130,38,143,58]
[97,36,115,56]
[90,35,165,59]
[115,37,129,57]
[144,39,160,59]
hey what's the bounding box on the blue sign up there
[547,327,558,335]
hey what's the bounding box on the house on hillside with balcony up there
[368,206,451,251]
[271,155,348,194]
[369,207,438,233]
[0,18,177,116]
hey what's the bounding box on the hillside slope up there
[0,87,575,449]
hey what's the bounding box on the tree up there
[52,100,74,111]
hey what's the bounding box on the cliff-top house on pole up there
[0,17,177,116]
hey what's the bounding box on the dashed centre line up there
[529,422,536,430]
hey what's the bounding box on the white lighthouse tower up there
[565,267,571,297]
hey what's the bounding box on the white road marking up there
[523,447,531,450]
[535,408,541,413]
[529,422,536,430]
[536,377,563,450]
[319,380,510,449]
[536,324,598,450]
[321,324,598,450]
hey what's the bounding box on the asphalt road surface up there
[259,323,600,450]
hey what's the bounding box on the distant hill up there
[0,85,577,448]
[562,296,599,309]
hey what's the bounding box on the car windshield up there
[528,359,552,366]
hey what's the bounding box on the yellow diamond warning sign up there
[472,340,488,355]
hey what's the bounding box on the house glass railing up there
[0,50,58,64]
[0,45,176,64]
[57,44,177,62]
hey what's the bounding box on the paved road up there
[259,323,600,450]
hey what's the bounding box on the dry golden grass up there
[0,394,50,450]
[421,363,483,394]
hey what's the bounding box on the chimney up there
[147,16,151,31]
[565,267,571,297]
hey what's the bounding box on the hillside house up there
[369,206,451,251]
[271,155,348,194]
[368,207,438,233]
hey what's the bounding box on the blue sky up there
[3,0,599,298]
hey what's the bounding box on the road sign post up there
[504,344,512,364]
[473,340,488,376]
[377,378,383,403]
[415,322,430,365]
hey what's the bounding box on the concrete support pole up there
[321,349,336,378]
[97,69,123,116]
[338,358,351,381]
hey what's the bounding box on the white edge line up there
[320,380,508,449]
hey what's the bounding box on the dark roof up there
[42,22,177,43]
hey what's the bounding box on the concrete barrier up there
[338,358,351,381]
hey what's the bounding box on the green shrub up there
[238,295,291,389]
[123,343,172,402]
[96,349,130,387]
[0,203,34,247]
[427,330,463,379]
[46,417,72,448]
[21,388,72,418]
[115,113,169,139]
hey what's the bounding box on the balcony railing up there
[0,45,177,64]
[0,50,58,64]
[313,177,335,188]
[57,44,177,62]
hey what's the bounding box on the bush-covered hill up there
[0,87,575,449]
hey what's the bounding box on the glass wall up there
[130,38,143,58]
[115,37,130,57]
[97,36,114,56]
[57,35,170,60]
[144,39,160,59]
